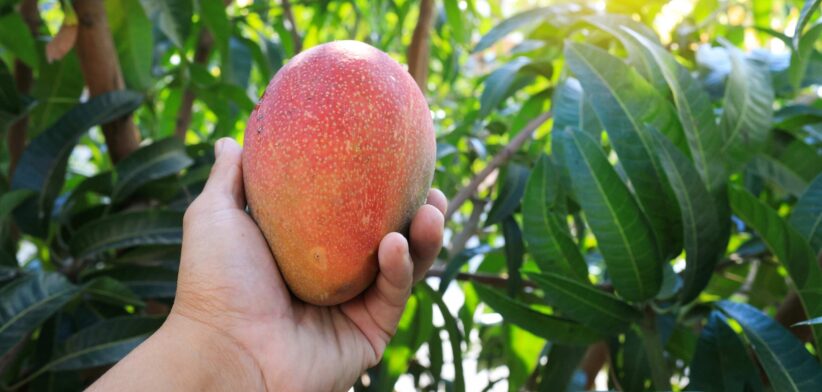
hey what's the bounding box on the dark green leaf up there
[718,41,774,166]
[140,0,193,48]
[538,344,586,392]
[200,0,230,51]
[0,189,35,221]
[564,41,683,260]
[794,316,822,327]
[473,283,601,345]
[105,0,153,91]
[485,163,529,226]
[440,245,493,293]
[0,12,38,69]
[748,155,808,197]
[649,130,723,304]
[82,266,177,299]
[479,57,531,119]
[28,52,85,135]
[420,284,464,392]
[556,129,662,301]
[729,186,822,352]
[522,154,588,281]
[688,311,763,392]
[791,173,822,252]
[719,301,822,392]
[51,316,163,371]
[112,138,193,203]
[0,273,78,354]
[69,210,183,259]
[502,217,524,295]
[443,0,465,43]
[83,277,145,307]
[551,77,601,138]
[11,91,144,237]
[527,271,641,335]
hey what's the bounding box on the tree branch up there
[175,29,215,140]
[406,0,435,90]
[425,268,538,289]
[444,111,552,222]
[6,0,40,178]
[281,0,302,54]
[73,0,140,163]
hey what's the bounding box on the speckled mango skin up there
[242,41,436,306]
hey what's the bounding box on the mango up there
[242,41,436,306]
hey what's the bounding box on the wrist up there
[157,312,267,391]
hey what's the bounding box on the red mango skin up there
[242,40,436,306]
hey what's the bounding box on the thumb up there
[199,137,246,210]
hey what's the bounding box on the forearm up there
[89,313,265,391]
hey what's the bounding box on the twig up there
[406,0,435,89]
[444,111,552,222]
[425,268,538,289]
[281,0,302,54]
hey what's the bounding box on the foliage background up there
[1,0,822,390]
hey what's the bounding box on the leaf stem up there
[638,306,669,390]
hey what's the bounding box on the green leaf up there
[82,266,178,299]
[28,52,85,135]
[11,91,144,237]
[538,344,587,392]
[420,284,464,392]
[527,271,641,335]
[105,0,154,91]
[791,173,822,252]
[200,0,231,51]
[502,217,524,295]
[140,0,193,48]
[729,186,822,352]
[439,245,493,294]
[0,273,78,354]
[52,316,162,371]
[485,163,529,226]
[794,0,822,43]
[718,41,774,166]
[112,138,193,203]
[443,0,466,43]
[790,22,822,91]
[718,301,822,392]
[522,154,588,281]
[556,129,662,301]
[688,312,764,392]
[69,210,183,259]
[0,189,35,221]
[748,155,808,197]
[649,130,723,304]
[625,29,726,193]
[551,78,601,138]
[83,277,145,307]
[473,5,574,53]
[564,41,683,260]
[0,59,21,117]
[0,12,38,69]
[473,283,601,345]
[479,57,531,119]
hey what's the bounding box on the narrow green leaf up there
[140,0,193,48]
[719,301,822,392]
[51,316,162,371]
[502,217,524,295]
[28,52,85,135]
[473,6,571,53]
[112,138,193,203]
[556,129,662,301]
[440,245,493,293]
[791,22,822,91]
[538,344,587,392]
[0,13,38,69]
[522,154,588,281]
[688,312,764,392]
[729,186,822,352]
[649,130,723,304]
[527,271,642,335]
[564,41,684,259]
[420,284,464,392]
[473,283,601,345]
[485,163,529,226]
[443,0,465,43]
[83,277,145,307]
[748,155,808,197]
[479,57,531,119]
[0,189,35,221]
[551,77,601,138]
[625,29,727,192]
[69,210,183,259]
[0,273,78,354]
[82,266,178,299]
[791,173,822,252]
[11,91,144,237]
[718,41,774,166]
[200,0,231,51]
[794,0,822,44]
[105,0,153,91]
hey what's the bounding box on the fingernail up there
[215,139,225,158]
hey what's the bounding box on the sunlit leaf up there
[105,0,153,91]
[479,57,531,119]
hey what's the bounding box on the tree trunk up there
[406,0,435,91]
[73,0,140,163]
[6,0,40,178]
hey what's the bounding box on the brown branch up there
[406,0,435,90]
[6,0,41,178]
[281,0,302,54]
[425,268,538,290]
[444,111,552,222]
[175,29,215,140]
[73,0,140,163]
[581,341,610,390]
[774,253,822,342]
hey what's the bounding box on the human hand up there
[166,137,445,391]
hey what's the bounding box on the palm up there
[173,141,445,391]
